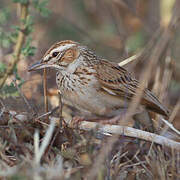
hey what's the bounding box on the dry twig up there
[77,121,180,150]
[43,68,49,122]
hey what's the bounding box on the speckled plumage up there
[29,40,169,118]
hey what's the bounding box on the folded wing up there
[94,60,169,117]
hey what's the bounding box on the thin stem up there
[58,91,63,128]
[0,2,29,88]
[43,68,49,122]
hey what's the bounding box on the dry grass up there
[0,110,179,179]
[0,1,180,180]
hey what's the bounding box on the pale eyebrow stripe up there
[44,54,50,61]
[51,44,76,54]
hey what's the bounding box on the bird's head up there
[28,40,81,72]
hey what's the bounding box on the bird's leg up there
[70,116,85,128]
[70,115,121,127]
[97,108,129,125]
[98,115,122,125]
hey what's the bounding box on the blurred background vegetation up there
[0,0,179,120]
[0,1,180,179]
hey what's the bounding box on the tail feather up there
[143,89,170,117]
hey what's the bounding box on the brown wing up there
[94,60,169,116]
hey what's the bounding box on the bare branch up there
[75,121,180,150]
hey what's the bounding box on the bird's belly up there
[60,84,129,116]
[57,73,129,116]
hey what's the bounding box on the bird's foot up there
[70,116,85,128]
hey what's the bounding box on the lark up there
[29,40,169,129]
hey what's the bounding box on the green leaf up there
[0,68,24,97]
[0,8,10,25]
[0,83,19,98]
[23,15,34,35]
[0,62,6,73]
[21,37,36,56]
[32,0,51,17]
[12,0,28,5]
[0,30,12,48]
[0,79,25,98]
[11,25,21,32]
[7,26,19,43]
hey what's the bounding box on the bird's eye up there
[52,52,59,57]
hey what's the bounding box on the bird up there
[28,40,169,129]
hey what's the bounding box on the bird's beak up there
[28,60,47,72]
[28,60,66,72]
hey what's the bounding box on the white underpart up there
[66,55,83,73]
